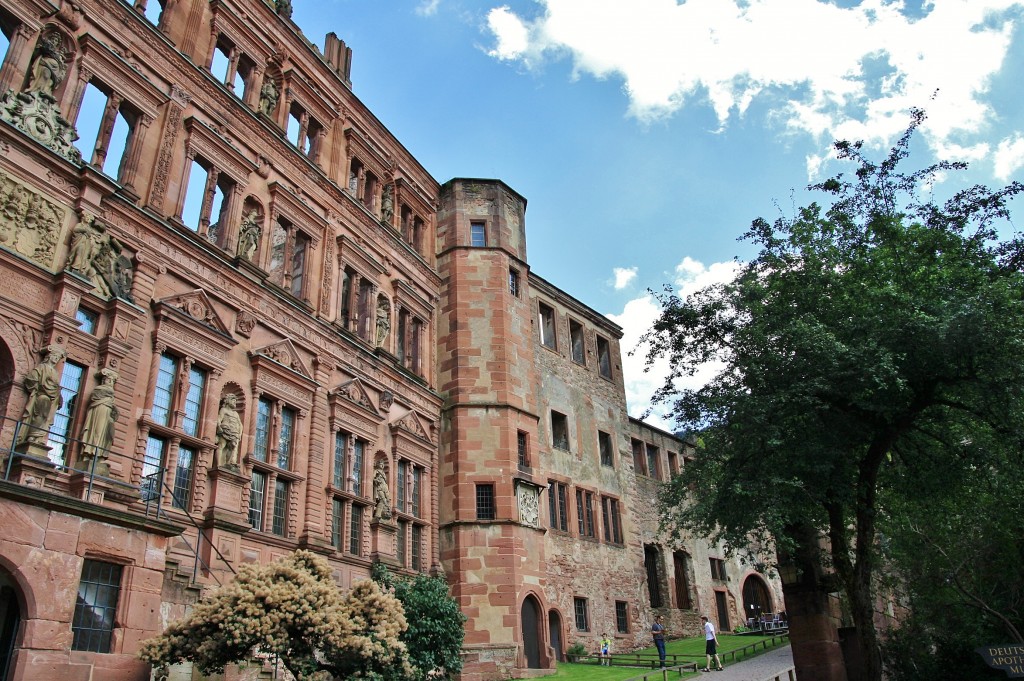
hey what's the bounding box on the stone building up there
[0,1,782,680]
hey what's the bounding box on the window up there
[171,445,195,510]
[569,320,585,364]
[72,560,123,653]
[674,551,693,609]
[710,558,727,581]
[576,489,595,538]
[397,519,408,565]
[538,303,556,349]
[396,308,425,376]
[470,221,486,247]
[411,524,423,572]
[397,460,407,512]
[151,353,177,426]
[210,36,254,100]
[645,545,663,608]
[290,232,309,298]
[141,435,164,503]
[180,156,234,246]
[598,430,614,467]
[271,479,289,536]
[509,268,520,297]
[348,504,363,555]
[277,407,295,469]
[646,444,660,480]
[267,218,311,299]
[631,439,645,475]
[141,0,164,25]
[411,465,422,518]
[668,451,679,477]
[47,361,85,466]
[287,102,323,160]
[602,496,622,544]
[597,335,612,379]
[352,438,365,496]
[181,365,205,437]
[249,470,266,530]
[551,411,569,451]
[548,481,568,532]
[333,431,347,488]
[476,483,495,520]
[615,601,630,634]
[253,397,272,462]
[573,597,589,631]
[76,307,98,334]
[517,430,529,467]
[74,81,141,183]
[331,498,344,550]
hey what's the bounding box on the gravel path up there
[698,644,795,681]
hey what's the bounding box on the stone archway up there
[742,574,774,625]
[0,567,24,681]
[548,609,563,662]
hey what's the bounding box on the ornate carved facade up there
[0,1,781,680]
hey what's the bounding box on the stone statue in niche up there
[236,210,261,261]
[215,394,244,470]
[79,368,119,473]
[380,184,394,225]
[65,214,134,301]
[258,78,279,116]
[372,458,392,520]
[17,344,66,447]
[27,33,67,97]
[375,295,390,348]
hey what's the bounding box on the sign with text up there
[978,645,1024,678]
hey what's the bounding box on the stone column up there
[119,114,153,195]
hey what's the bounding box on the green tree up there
[139,550,411,681]
[643,110,1024,681]
[372,563,466,680]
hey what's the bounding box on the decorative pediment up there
[391,410,432,444]
[328,378,382,443]
[252,338,311,379]
[333,377,375,412]
[155,290,231,335]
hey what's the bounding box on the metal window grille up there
[615,601,629,633]
[476,484,495,520]
[71,560,123,653]
[517,431,528,466]
[509,269,519,297]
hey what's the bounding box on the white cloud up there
[484,0,1023,165]
[416,0,441,17]
[608,256,740,431]
[612,266,638,290]
[994,134,1024,181]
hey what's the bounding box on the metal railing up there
[0,415,235,586]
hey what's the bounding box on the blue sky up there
[291,0,1024,425]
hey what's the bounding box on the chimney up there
[324,32,353,87]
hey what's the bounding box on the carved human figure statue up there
[27,34,67,97]
[375,295,390,348]
[215,394,244,469]
[259,78,279,116]
[372,458,392,520]
[80,368,119,467]
[66,214,103,274]
[17,344,66,446]
[236,210,261,261]
[380,184,394,225]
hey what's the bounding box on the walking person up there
[652,615,667,667]
[700,615,724,672]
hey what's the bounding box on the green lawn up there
[549,634,789,680]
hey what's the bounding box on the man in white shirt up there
[701,615,724,672]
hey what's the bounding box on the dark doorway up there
[742,575,772,625]
[0,582,21,681]
[714,591,730,632]
[673,551,692,609]
[521,596,542,668]
[548,610,563,661]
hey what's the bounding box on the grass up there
[549,633,790,680]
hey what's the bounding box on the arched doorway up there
[548,609,563,661]
[742,575,773,625]
[521,595,542,669]
[0,568,23,681]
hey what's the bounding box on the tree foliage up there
[643,110,1024,681]
[139,550,411,681]
[372,563,466,680]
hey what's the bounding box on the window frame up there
[476,483,496,520]
[538,302,556,349]
[573,597,590,632]
[551,411,570,452]
[568,318,586,365]
[71,559,124,653]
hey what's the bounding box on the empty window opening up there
[597,335,612,379]
[539,303,556,349]
[551,411,569,451]
[569,319,585,364]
